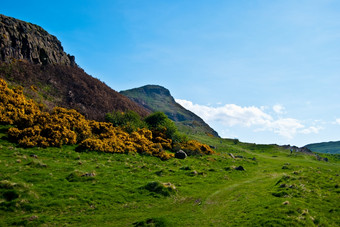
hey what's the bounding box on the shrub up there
[0,78,210,160]
[105,110,146,133]
[144,112,177,140]
[180,140,215,156]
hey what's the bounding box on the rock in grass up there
[30,154,38,159]
[66,170,96,182]
[81,172,96,177]
[282,201,290,205]
[235,166,245,171]
[187,170,198,176]
[175,150,187,159]
[133,217,168,227]
[29,215,39,221]
[229,153,235,159]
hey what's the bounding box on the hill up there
[0,14,150,120]
[305,141,340,154]
[121,85,219,137]
[0,127,339,226]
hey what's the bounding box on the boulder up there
[235,166,245,171]
[30,154,38,159]
[175,150,187,159]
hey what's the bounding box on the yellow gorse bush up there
[0,78,212,160]
[181,140,215,155]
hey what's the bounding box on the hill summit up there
[0,14,75,66]
[121,85,219,137]
[0,14,150,120]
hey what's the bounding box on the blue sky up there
[2,0,340,146]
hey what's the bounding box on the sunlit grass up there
[0,126,339,226]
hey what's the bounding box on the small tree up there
[105,110,146,133]
[144,112,177,139]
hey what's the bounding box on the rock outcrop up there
[0,14,75,66]
[0,14,151,121]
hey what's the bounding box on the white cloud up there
[273,104,286,114]
[300,126,321,134]
[176,99,272,127]
[264,118,304,139]
[336,119,340,125]
[176,99,319,139]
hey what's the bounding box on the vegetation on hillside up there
[0,78,213,160]
[120,85,219,137]
[0,125,338,226]
[0,60,150,121]
[0,78,338,226]
[306,141,340,154]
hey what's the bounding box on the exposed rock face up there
[281,145,312,153]
[0,14,75,66]
[0,14,151,121]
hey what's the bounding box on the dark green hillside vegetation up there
[306,141,340,154]
[121,85,219,137]
[0,127,339,226]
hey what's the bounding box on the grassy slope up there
[306,141,340,154]
[0,126,339,226]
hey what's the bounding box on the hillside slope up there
[306,141,340,154]
[0,127,338,226]
[0,14,150,120]
[121,85,219,137]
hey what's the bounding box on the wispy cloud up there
[336,119,340,125]
[176,99,319,139]
[273,104,286,114]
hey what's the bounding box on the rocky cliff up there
[0,14,150,120]
[0,14,75,66]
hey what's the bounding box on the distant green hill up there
[305,141,340,154]
[121,85,219,137]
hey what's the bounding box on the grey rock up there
[175,150,187,159]
[30,154,38,159]
[0,14,75,66]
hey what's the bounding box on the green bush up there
[144,112,177,140]
[105,110,146,133]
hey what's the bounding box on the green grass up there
[0,126,339,226]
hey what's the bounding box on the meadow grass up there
[0,126,339,226]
